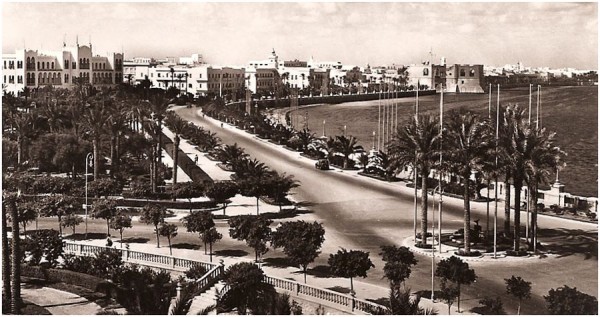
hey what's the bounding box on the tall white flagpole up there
[528,84,532,124]
[438,83,444,254]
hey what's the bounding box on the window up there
[189,83,192,88]
[46,62,50,69]
[17,61,23,69]
[423,68,429,76]
[3,75,5,83]
[51,62,54,69]
[460,69,466,76]
[73,61,76,69]
[3,61,5,69]
[65,74,68,83]
[469,69,475,77]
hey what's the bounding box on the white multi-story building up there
[2,43,123,96]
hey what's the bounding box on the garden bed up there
[216,163,234,172]
[204,153,220,162]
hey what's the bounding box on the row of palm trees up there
[387,105,563,253]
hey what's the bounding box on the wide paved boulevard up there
[177,106,597,315]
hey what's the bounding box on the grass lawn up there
[295,86,597,197]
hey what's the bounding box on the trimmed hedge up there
[20,194,217,210]
[21,265,115,296]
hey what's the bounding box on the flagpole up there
[537,85,541,129]
[438,86,444,254]
[494,84,500,258]
[486,84,492,241]
[528,84,532,124]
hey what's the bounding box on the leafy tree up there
[81,105,110,180]
[379,245,418,289]
[61,213,83,235]
[271,220,325,283]
[438,281,460,315]
[172,182,204,213]
[158,223,178,255]
[14,200,37,234]
[201,227,222,263]
[205,181,238,215]
[327,248,374,293]
[39,195,77,236]
[91,198,119,236]
[91,248,123,281]
[435,256,477,313]
[140,204,167,247]
[228,215,272,261]
[23,229,63,267]
[183,211,218,258]
[237,176,269,215]
[505,275,531,315]
[444,110,494,253]
[51,134,91,179]
[387,115,440,245]
[110,213,133,248]
[220,262,276,315]
[544,285,598,315]
[88,178,123,198]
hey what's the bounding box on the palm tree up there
[502,105,531,251]
[107,95,129,176]
[2,190,11,304]
[165,113,187,188]
[147,93,172,190]
[82,101,110,180]
[492,104,515,238]
[7,111,37,166]
[216,143,248,166]
[335,135,364,169]
[522,128,564,252]
[296,129,314,152]
[444,110,494,253]
[7,193,21,314]
[388,115,440,245]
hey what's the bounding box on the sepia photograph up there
[1,1,598,315]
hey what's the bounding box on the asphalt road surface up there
[176,106,598,315]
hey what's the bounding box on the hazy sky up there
[2,2,598,69]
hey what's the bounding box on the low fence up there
[262,275,387,314]
[64,241,387,315]
[63,241,218,273]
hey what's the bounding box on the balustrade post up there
[350,290,356,312]
[171,256,175,268]
[296,282,300,295]
[79,243,83,255]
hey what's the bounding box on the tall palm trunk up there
[420,172,428,245]
[2,202,11,304]
[9,197,21,314]
[152,144,158,193]
[463,176,471,254]
[115,134,120,175]
[513,178,523,251]
[503,174,511,238]
[172,135,180,188]
[93,138,100,181]
[17,136,23,166]
[530,183,538,252]
[110,136,117,176]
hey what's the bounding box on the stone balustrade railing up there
[63,241,217,273]
[64,242,387,314]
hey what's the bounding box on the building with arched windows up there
[2,42,123,96]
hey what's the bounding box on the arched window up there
[46,62,50,69]
[38,76,42,84]
[469,69,475,77]
[79,58,83,66]
[31,73,35,82]
[460,69,466,77]
[423,68,429,76]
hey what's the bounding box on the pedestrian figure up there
[221,122,224,128]
[106,237,113,247]
[194,154,198,165]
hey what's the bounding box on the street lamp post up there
[322,119,326,137]
[372,131,376,150]
[85,152,93,240]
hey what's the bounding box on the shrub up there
[184,263,208,280]
[62,254,94,273]
[23,229,64,267]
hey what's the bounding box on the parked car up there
[315,159,330,170]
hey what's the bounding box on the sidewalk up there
[21,283,102,315]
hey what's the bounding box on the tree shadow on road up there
[538,228,597,259]
[306,265,336,278]
[263,257,294,268]
[214,249,249,257]
[120,237,150,244]
[171,242,202,250]
[65,233,108,240]
[326,286,351,294]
